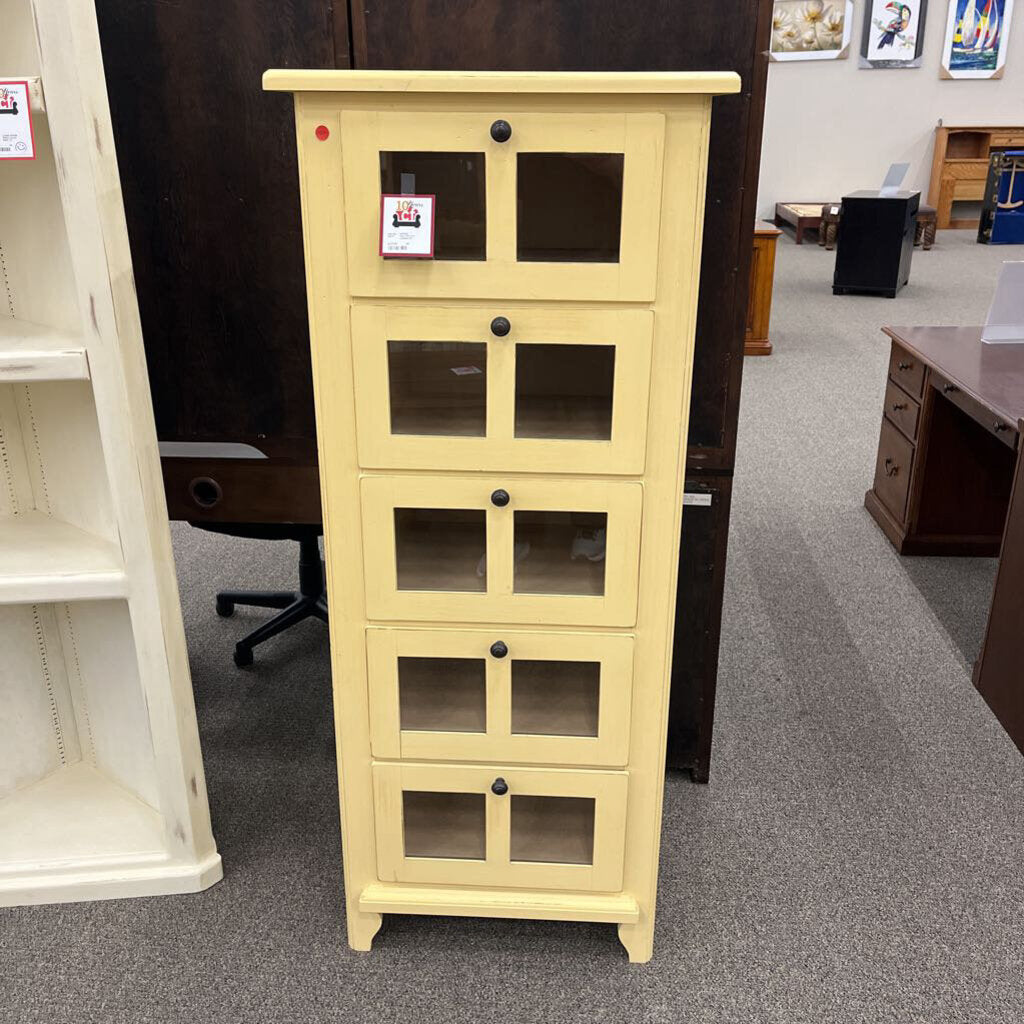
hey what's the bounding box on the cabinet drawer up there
[360,474,642,627]
[373,761,627,892]
[351,305,653,475]
[888,342,925,399]
[884,379,920,442]
[991,133,1024,148]
[872,418,915,523]
[339,109,665,302]
[367,627,633,766]
[932,373,1019,451]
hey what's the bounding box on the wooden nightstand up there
[264,69,739,962]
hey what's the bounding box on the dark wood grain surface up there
[95,0,338,447]
[885,326,1024,426]
[975,418,1024,757]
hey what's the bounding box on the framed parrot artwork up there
[860,0,928,66]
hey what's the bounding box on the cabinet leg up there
[617,920,654,964]
[347,910,383,952]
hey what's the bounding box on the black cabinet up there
[833,190,919,298]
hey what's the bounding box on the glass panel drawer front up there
[340,110,665,301]
[367,627,633,766]
[351,305,653,474]
[373,762,627,892]
[360,475,643,627]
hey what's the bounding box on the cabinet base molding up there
[0,852,223,908]
[359,883,640,924]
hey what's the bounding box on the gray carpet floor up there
[3,231,1023,1023]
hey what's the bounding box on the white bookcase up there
[0,0,222,904]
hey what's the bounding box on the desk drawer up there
[932,373,1019,451]
[888,342,926,399]
[884,379,920,442]
[991,133,1024,148]
[873,418,915,523]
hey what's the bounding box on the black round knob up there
[491,778,509,796]
[490,316,511,337]
[490,489,510,507]
[490,119,512,143]
[490,640,508,659]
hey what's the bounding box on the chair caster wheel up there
[216,596,235,618]
[233,644,253,667]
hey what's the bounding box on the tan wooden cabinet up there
[264,69,738,962]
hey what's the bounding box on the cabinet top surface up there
[263,68,741,96]
[885,325,1024,425]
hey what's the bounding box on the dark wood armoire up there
[94,0,773,781]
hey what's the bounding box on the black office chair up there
[195,522,327,666]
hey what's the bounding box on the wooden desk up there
[865,325,1024,756]
[744,221,781,356]
[929,125,1024,230]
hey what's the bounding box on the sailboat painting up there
[941,0,1015,77]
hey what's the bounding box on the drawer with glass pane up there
[340,109,665,301]
[367,626,633,767]
[372,762,627,893]
[360,474,642,627]
[351,305,653,474]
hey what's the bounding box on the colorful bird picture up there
[860,0,927,66]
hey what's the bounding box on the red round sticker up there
[315,124,330,141]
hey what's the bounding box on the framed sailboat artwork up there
[860,0,929,67]
[941,0,1015,78]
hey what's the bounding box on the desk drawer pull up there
[884,457,899,477]
[892,402,908,412]
[943,383,959,395]
[994,421,1009,433]
[898,361,912,371]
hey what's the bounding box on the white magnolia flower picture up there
[770,0,855,59]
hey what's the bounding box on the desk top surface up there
[885,325,1024,426]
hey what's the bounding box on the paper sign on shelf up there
[380,194,435,258]
[0,81,35,160]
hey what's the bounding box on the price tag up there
[380,194,435,258]
[0,81,35,160]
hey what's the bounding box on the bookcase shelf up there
[0,317,88,382]
[0,0,220,905]
[0,512,125,602]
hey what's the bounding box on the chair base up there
[215,534,327,666]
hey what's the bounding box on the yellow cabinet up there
[265,68,740,963]
[366,627,634,766]
[351,305,654,474]
[372,762,628,893]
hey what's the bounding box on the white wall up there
[757,1,1024,216]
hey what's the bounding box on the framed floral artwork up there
[770,0,855,59]
[940,0,1015,78]
[860,0,929,67]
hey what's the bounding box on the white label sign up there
[0,81,35,160]
[380,194,435,258]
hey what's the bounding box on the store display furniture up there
[928,125,1024,230]
[819,203,841,250]
[96,0,773,782]
[266,68,740,960]
[833,191,919,298]
[865,326,1024,756]
[0,0,220,905]
[745,221,782,356]
[774,202,825,244]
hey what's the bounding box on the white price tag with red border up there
[380,194,435,258]
[0,81,35,160]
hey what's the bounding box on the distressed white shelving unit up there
[0,0,221,905]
